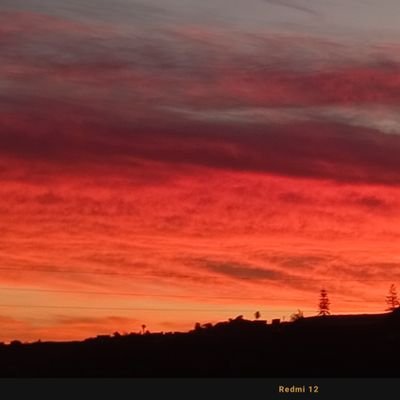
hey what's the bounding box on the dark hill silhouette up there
[2,311,400,377]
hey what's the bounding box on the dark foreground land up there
[2,311,400,377]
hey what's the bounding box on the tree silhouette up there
[290,309,304,322]
[318,289,330,316]
[386,284,400,311]
[141,324,146,334]
[254,311,261,320]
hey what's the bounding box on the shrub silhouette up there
[290,309,304,322]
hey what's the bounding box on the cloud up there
[2,5,400,341]
[170,105,400,136]
[202,261,291,281]
[2,11,400,185]
[3,103,400,185]
[261,0,319,16]
[348,194,389,210]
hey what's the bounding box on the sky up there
[1,0,400,342]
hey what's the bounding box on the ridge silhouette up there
[2,309,400,377]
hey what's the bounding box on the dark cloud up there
[262,0,318,16]
[2,101,400,185]
[328,262,400,281]
[278,191,310,204]
[2,10,400,186]
[54,315,139,326]
[202,260,294,281]
[197,259,325,293]
[349,194,389,210]
[0,1,164,26]
[264,254,333,270]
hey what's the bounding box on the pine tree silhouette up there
[385,284,399,311]
[318,289,330,316]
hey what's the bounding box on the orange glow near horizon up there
[2,160,400,342]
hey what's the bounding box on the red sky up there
[1,3,400,342]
